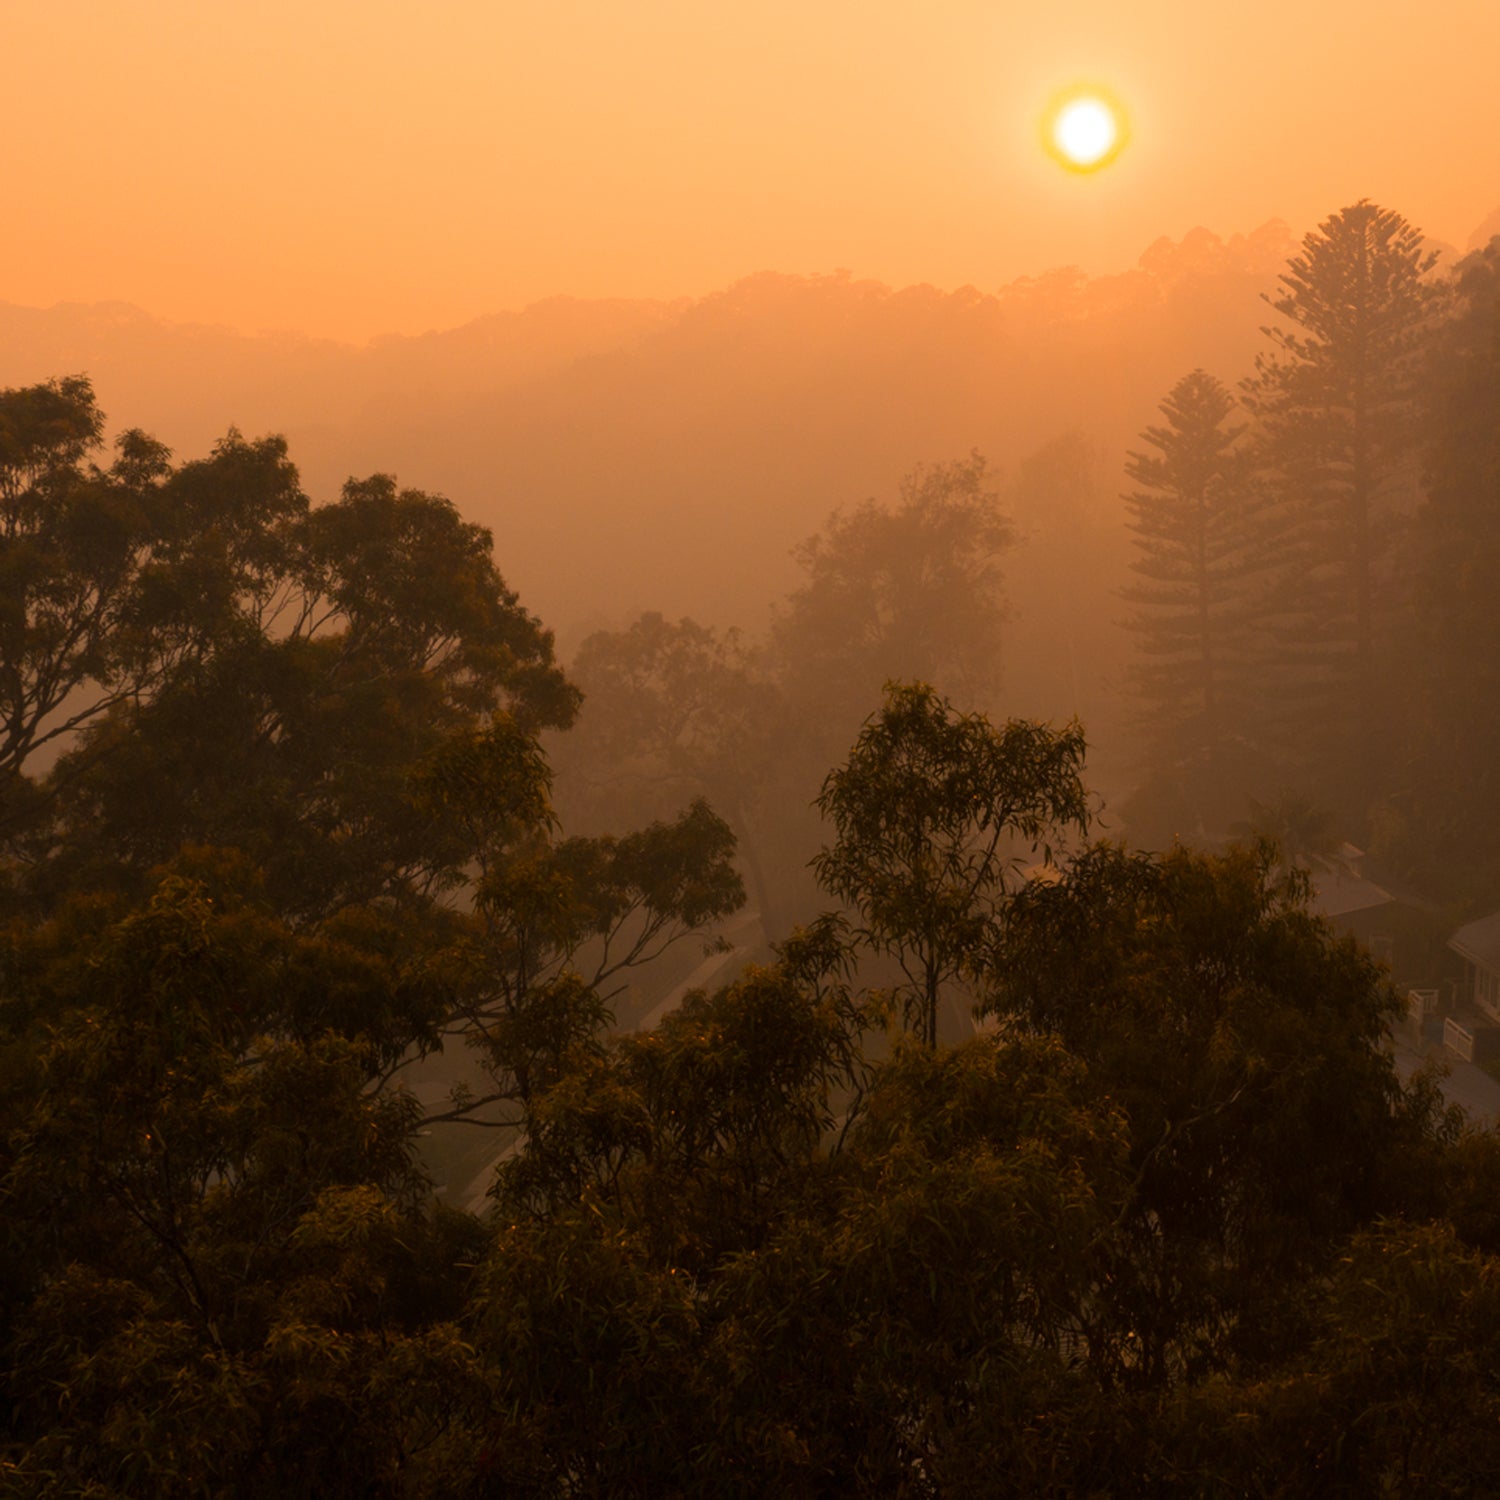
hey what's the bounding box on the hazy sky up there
[10,1,1499,342]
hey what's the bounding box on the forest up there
[5,203,1500,1494]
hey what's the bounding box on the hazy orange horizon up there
[9,1,1499,344]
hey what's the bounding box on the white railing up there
[1407,988,1439,1021]
[1444,1016,1476,1062]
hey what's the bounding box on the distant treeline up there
[0,221,1309,639]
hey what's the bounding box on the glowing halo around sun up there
[1042,87,1128,173]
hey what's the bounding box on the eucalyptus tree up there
[0,387,749,1494]
[0,378,181,829]
[556,611,783,930]
[984,838,1448,1382]
[813,681,1089,1047]
[31,469,579,918]
[773,453,1016,753]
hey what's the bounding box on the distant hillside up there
[0,223,1301,660]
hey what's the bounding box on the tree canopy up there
[814,681,1089,1046]
[773,452,1015,743]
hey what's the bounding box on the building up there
[1449,909,1500,1025]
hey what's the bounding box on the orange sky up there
[8,1,1499,343]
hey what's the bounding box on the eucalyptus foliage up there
[814,681,1088,1045]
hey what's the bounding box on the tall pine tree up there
[1122,370,1263,778]
[1241,200,1439,815]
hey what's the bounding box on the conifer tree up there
[1241,200,1439,810]
[1122,370,1261,773]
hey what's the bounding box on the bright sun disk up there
[1043,89,1127,173]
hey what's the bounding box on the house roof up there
[1309,864,1396,921]
[1451,910,1500,974]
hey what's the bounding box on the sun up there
[1043,87,1128,173]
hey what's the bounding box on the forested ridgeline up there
[5,206,1500,1495]
[0,222,1302,640]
